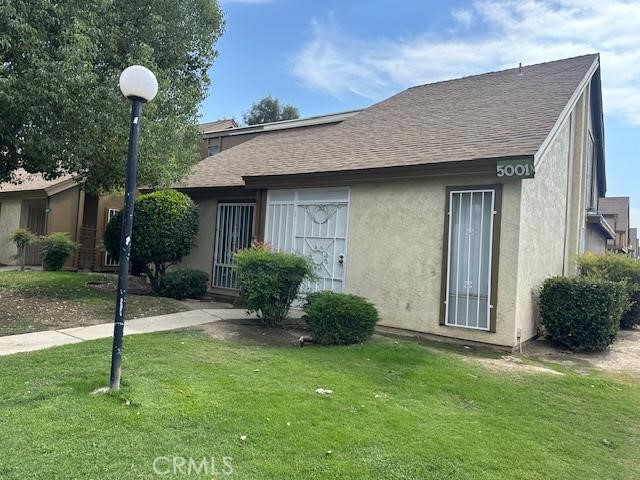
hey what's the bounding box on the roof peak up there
[406,53,599,92]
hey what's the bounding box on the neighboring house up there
[200,119,238,158]
[0,171,122,270]
[629,227,639,259]
[199,111,361,159]
[170,54,611,349]
[598,196,630,253]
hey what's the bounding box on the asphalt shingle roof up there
[199,119,237,134]
[182,54,599,189]
[0,170,74,193]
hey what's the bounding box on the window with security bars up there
[444,189,496,330]
[104,208,120,267]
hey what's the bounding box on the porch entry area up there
[443,187,499,331]
[212,202,255,289]
[265,187,350,293]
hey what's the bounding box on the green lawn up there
[1,332,639,479]
[0,270,188,336]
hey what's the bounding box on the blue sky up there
[203,0,639,225]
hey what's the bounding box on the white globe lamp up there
[119,65,158,102]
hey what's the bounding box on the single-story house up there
[0,171,123,270]
[598,196,631,253]
[182,54,611,348]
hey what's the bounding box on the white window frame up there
[443,187,498,331]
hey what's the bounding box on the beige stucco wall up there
[47,186,80,238]
[47,186,81,269]
[515,118,571,343]
[0,198,23,265]
[345,175,522,347]
[175,197,218,278]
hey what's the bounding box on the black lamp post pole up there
[109,97,144,391]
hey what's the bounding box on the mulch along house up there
[186,54,610,348]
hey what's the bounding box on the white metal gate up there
[444,189,496,330]
[213,203,255,289]
[266,188,350,293]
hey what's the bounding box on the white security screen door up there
[213,203,255,289]
[266,188,350,293]
[444,189,496,330]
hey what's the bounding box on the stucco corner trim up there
[534,56,600,167]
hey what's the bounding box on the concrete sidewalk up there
[0,308,255,357]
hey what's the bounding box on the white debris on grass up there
[315,388,333,395]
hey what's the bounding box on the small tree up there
[243,96,299,125]
[104,189,199,292]
[11,228,36,271]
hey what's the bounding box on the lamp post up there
[109,65,158,391]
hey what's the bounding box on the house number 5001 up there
[497,164,532,177]
[496,159,535,179]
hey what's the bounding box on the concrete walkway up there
[0,308,255,357]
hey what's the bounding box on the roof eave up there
[533,54,600,167]
[44,178,78,196]
[586,212,616,239]
[242,155,531,189]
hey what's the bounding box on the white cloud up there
[451,8,474,28]
[291,0,640,125]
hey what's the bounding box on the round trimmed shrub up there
[234,245,315,327]
[157,269,209,300]
[40,232,76,271]
[303,291,379,345]
[104,189,199,292]
[540,276,627,351]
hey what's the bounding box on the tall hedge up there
[540,276,627,351]
[104,189,199,292]
[578,253,640,328]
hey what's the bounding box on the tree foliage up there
[242,96,299,125]
[104,190,199,291]
[0,0,224,192]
